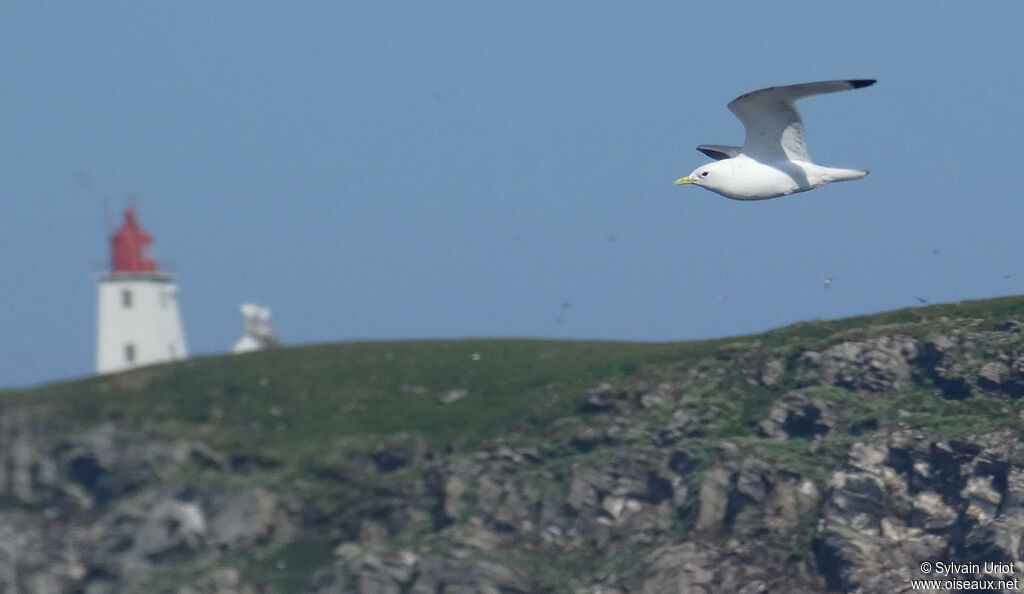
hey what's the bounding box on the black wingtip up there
[697,147,732,161]
[848,79,876,89]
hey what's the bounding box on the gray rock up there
[566,466,605,513]
[135,497,207,562]
[209,488,279,551]
[637,541,823,594]
[311,550,530,594]
[819,335,918,392]
[0,513,89,594]
[442,474,466,521]
[86,488,208,584]
[695,467,731,531]
[977,359,1024,398]
[759,358,785,386]
[915,333,972,399]
[979,361,1009,385]
[814,433,1024,592]
[0,410,60,505]
[640,543,713,594]
[759,391,849,440]
[582,381,623,412]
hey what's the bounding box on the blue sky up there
[3,3,1023,388]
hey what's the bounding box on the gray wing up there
[728,79,874,163]
[696,144,742,161]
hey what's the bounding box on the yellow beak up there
[675,176,696,186]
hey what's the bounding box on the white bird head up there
[675,160,732,193]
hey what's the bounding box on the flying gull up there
[676,79,875,200]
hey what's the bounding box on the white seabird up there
[676,79,875,200]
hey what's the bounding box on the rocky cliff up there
[3,296,1024,593]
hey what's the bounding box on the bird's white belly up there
[716,159,810,200]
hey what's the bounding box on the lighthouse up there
[95,207,188,374]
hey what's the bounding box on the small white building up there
[95,208,188,374]
[231,303,281,354]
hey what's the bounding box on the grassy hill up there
[9,294,1024,452]
[3,294,1024,592]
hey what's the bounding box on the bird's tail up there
[826,167,869,183]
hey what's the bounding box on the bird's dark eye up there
[700,171,709,177]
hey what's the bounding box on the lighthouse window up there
[121,289,133,308]
[124,344,136,364]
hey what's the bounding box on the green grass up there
[4,295,1022,487]
[0,338,739,498]
[736,434,860,484]
[2,339,694,444]
[242,538,337,592]
[3,296,1022,484]
[757,293,1024,348]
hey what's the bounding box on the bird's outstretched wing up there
[728,79,875,163]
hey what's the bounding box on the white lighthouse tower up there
[95,207,188,374]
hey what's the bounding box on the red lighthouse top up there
[111,208,157,273]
